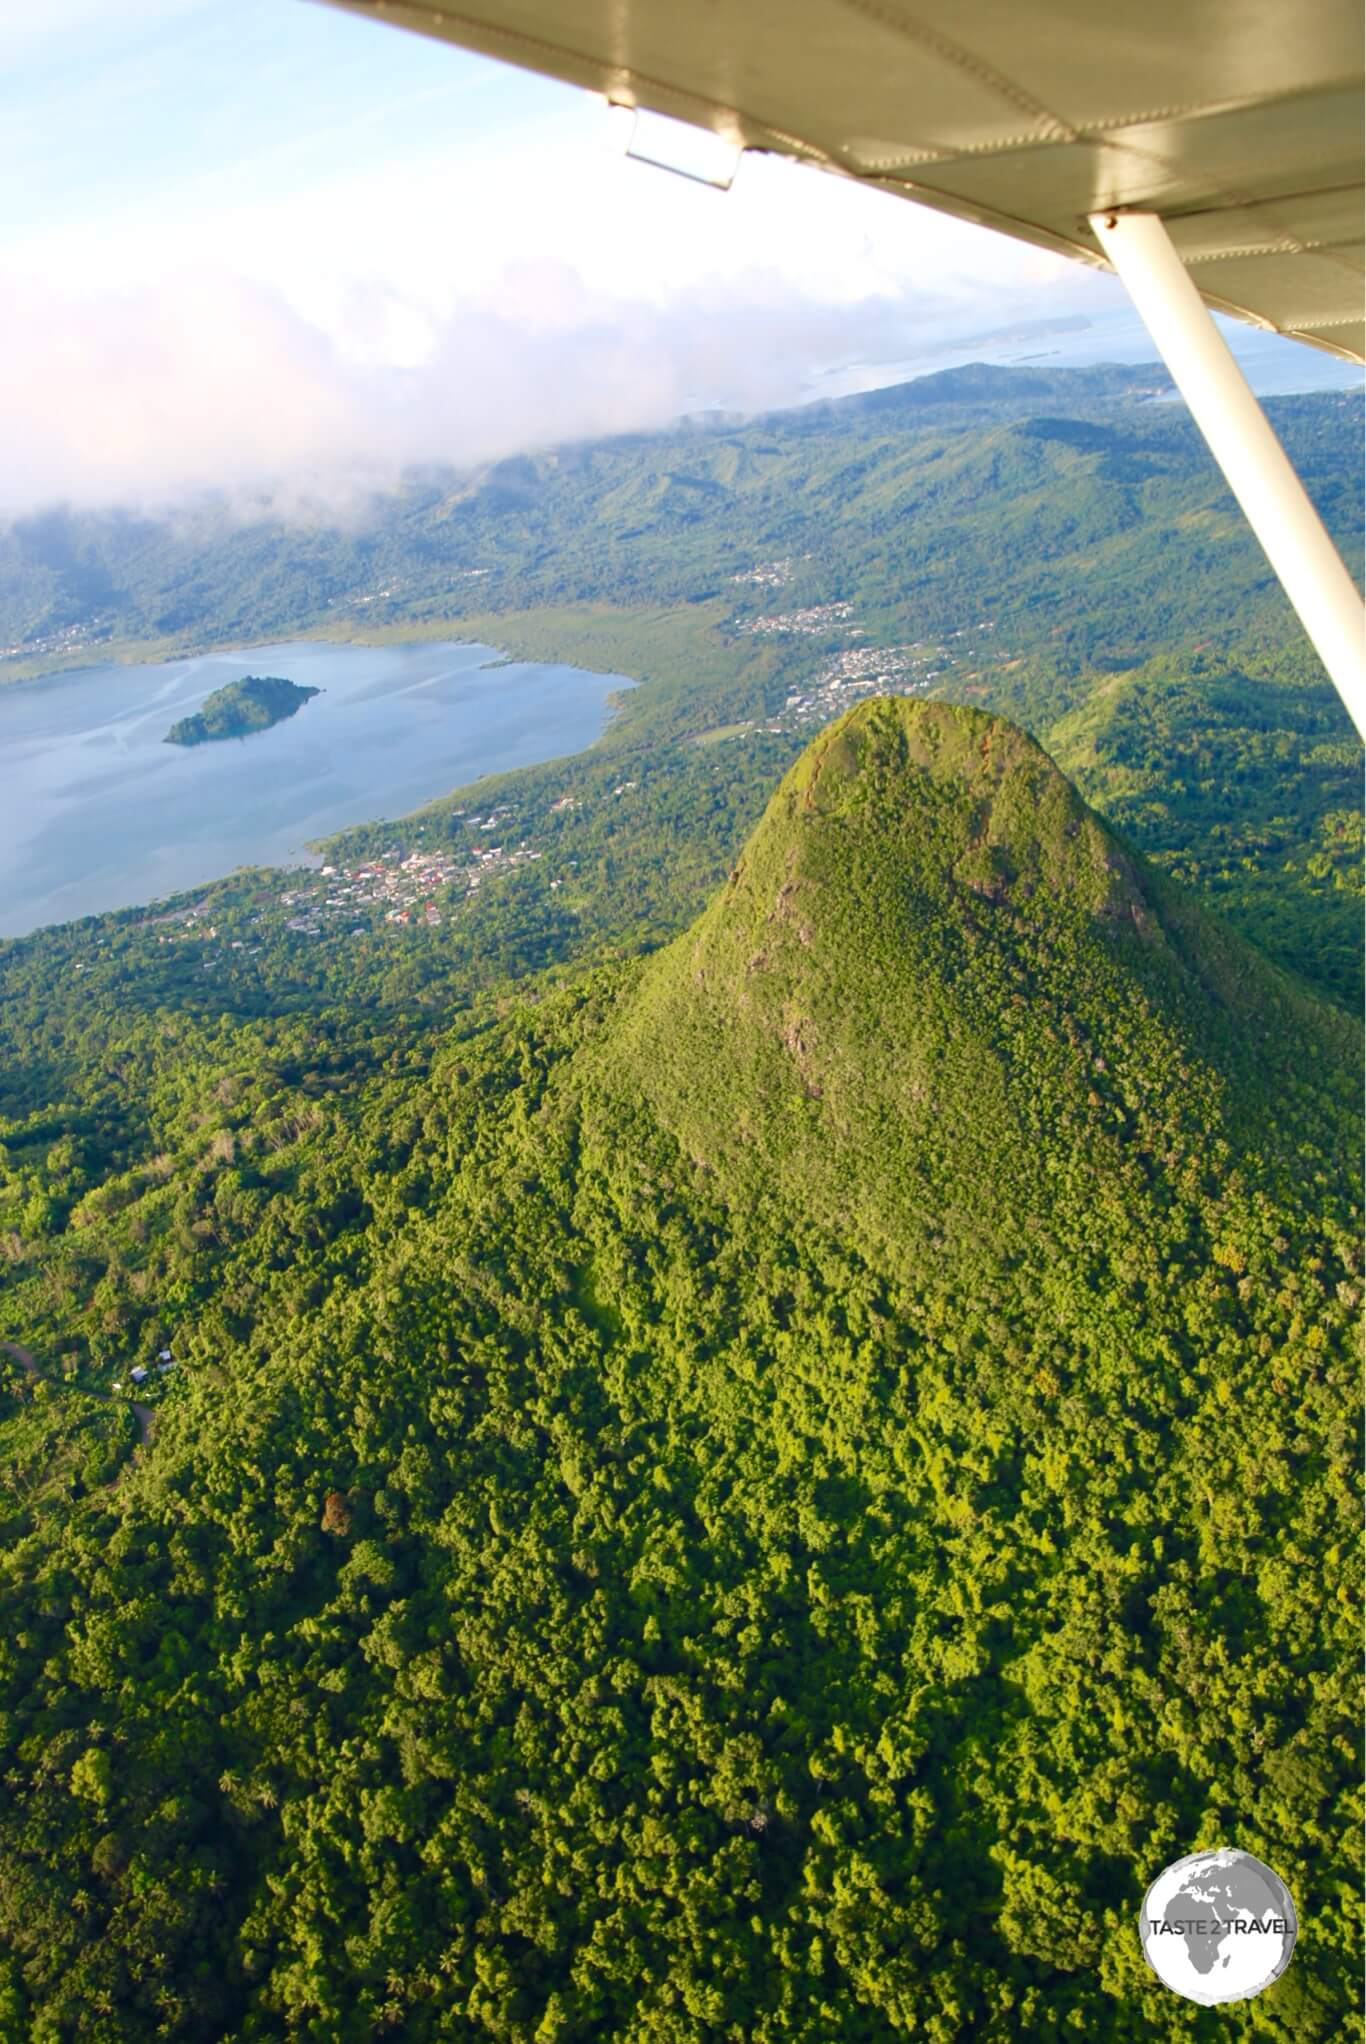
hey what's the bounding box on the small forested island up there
[164,673,319,747]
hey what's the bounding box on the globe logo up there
[1140,1848,1297,2004]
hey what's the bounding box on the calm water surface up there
[0,640,630,936]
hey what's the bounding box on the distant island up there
[165,674,320,747]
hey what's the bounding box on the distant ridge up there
[805,358,1176,423]
[1,371,1356,681]
[679,362,1174,437]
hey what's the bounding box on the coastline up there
[0,636,638,940]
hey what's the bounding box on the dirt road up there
[2,1338,154,1447]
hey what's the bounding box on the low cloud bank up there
[0,262,1106,519]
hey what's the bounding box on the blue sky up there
[1,1,581,243]
[1,0,1357,512]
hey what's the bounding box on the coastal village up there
[280,800,542,935]
[147,801,545,951]
[0,615,113,664]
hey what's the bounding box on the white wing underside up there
[323,0,1364,363]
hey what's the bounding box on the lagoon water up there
[0,640,629,937]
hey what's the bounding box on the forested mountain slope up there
[1048,649,1363,1005]
[2,369,1360,682]
[0,703,1357,2040]
[614,698,1351,1264]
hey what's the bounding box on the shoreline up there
[0,592,718,703]
[0,624,500,691]
[0,635,637,943]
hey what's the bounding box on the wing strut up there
[1090,210,1365,738]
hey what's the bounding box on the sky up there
[1,0,1358,516]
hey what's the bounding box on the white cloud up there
[6,117,1057,312]
[0,115,1113,516]
[1,1,1350,519]
[0,246,1113,516]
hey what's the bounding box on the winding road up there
[2,1339,153,1448]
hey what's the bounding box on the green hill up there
[0,703,1357,2039]
[610,697,1353,1276]
[164,673,319,746]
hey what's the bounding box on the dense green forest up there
[0,366,1361,2037]
[0,701,1359,2039]
[164,676,319,748]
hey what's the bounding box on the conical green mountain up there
[0,701,1358,2039]
[608,695,1352,1291]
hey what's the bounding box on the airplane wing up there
[322,0,1364,363]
